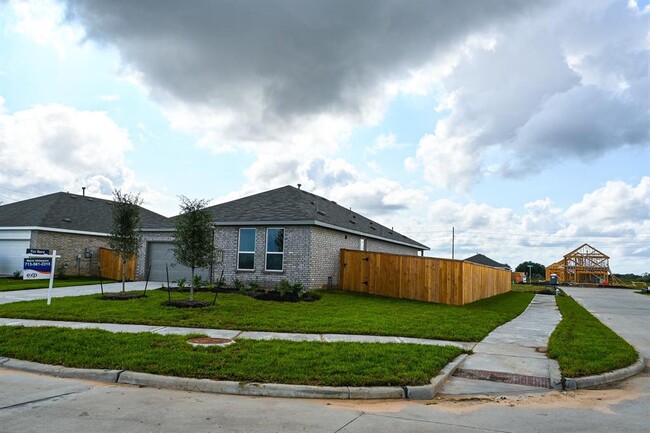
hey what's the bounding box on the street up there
[1,367,648,433]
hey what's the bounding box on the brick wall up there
[308,226,420,289]
[213,225,311,289]
[30,230,110,277]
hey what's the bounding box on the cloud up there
[61,0,542,157]
[413,0,649,188]
[367,133,410,154]
[411,177,650,272]
[0,101,168,211]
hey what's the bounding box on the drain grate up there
[454,368,551,388]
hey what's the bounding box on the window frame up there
[265,227,285,272]
[237,228,256,271]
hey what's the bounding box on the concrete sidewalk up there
[440,294,563,395]
[0,317,474,350]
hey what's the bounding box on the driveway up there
[563,287,650,365]
[0,282,160,305]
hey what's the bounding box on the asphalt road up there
[1,367,648,433]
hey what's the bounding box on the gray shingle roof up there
[0,192,173,233]
[464,253,510,269]
[202,185,428,250]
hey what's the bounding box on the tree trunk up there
[190,266,195,301]
[122,258,126,292]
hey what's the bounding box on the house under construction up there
[546,243,616,285]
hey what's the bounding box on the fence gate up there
[98,247,136,281]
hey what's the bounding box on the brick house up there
[0,192,171,277]
[140,185,428,289]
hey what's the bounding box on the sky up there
[0,0,648,274]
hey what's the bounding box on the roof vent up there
[297,183,302,190]
[370,226,377,230]
[86,198,93,202]
[348,220,356,224]
[317,210,326,216]
[62,218,72,223]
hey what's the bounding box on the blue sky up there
[0,0,648,273]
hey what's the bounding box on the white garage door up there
[145,242,211,284]
[0,239,30,276]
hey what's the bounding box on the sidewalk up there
[440,293,563,395]
[1,285,567,397]
[0,317,474,350]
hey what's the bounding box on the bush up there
[276,279,304,298]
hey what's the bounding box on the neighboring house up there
[464,253,511,271]
[0,192,172,277]
[140,185,429,289]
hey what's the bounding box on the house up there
[139,185,429,289]
[0,192,172,277]
[464,253,511,271]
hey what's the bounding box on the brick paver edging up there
[453,368,551,388]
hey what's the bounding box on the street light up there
[527,264,533,285]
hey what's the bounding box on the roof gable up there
[0,192,173,233]
[202,185,428,250]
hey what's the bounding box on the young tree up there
[109,190,143,292]
[173,196,215,301]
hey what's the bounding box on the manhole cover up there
[187,337,235,347]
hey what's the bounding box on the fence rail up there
[339,249,510,305]
[98,247,136,281]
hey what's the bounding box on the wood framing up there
[545,243,612,284]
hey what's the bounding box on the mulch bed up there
[162,299,212,308]
[101,293,147,300]
[163,286,321,303]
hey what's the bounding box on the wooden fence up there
[339,249,511,305]
[98,247,136,281]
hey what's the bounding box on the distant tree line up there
[515,261,545,280]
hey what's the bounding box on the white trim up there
[0,226,109,237]
[140,228,175,232]
[237,228,256,271]
[312,221,429,251]
[265,227,284,272]
[212,219,429,250]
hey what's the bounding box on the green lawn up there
[510,283,549,293]
[0,326,464,386]
[0,277,116,292]
[548,296,638,377]
[0,290,534,342]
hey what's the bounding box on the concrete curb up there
[0,357,416,399]
[563,353,646,390]
[406,353,468,400]
[2,358,122,383]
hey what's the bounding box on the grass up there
[510,283,549,293]
[0,276,116,292]
[0,326,464,386]
[548,296,638,377]
[0,289,534,342]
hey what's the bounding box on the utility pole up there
[452,226,455,260]
[527,264,533,285]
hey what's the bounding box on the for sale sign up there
[23,258,53,280]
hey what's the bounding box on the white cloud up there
[8,0,85,54]
[405,177,650,272]
[0,102,168,212]
[367,132,410,154]
[99,94,120,102]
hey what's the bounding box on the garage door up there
[0,239,30,276]
[146,242,211,284]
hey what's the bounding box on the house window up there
[238,228,256,270]
[266,228,284,271]
[360,238,367,251]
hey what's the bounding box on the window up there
[238,228,256,270]
[360,238,367,251]
[266,228,284,271]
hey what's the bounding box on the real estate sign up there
[23,257,53,280]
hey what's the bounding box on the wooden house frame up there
[545,243,612,284]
